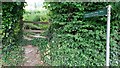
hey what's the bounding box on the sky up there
[25,0,45,11]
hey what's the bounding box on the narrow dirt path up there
[23,45,44,66]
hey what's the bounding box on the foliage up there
[0,2,2,46]
[2,2,25,65]
[43,2,120,66]
[0,58,2,68]
[23,10,50,22]
[112,1,120,15]
[32,38,48,55]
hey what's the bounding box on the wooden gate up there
[23,21,49,40]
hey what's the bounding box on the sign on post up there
[84,5,111,66]
[84,8,107,18]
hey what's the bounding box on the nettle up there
[2,2,25,65]
[43,2,120,66]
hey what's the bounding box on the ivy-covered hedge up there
[43,2,120,66]
[2,2,25,65]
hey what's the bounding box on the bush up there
[33,15,40,22]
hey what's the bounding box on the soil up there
[23,45,44,66]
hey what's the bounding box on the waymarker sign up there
[84,8,107,18]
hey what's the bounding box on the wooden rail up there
[28,35,47,39]
[24,30,45,33]
[23,21,49,24]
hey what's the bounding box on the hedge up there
[42,2,120,66]
[2,2,25,65]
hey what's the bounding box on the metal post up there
[106,5,111,66]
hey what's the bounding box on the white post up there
[106,5,111,66]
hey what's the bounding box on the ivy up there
[2,2,25,65]
[43,2,120,66]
